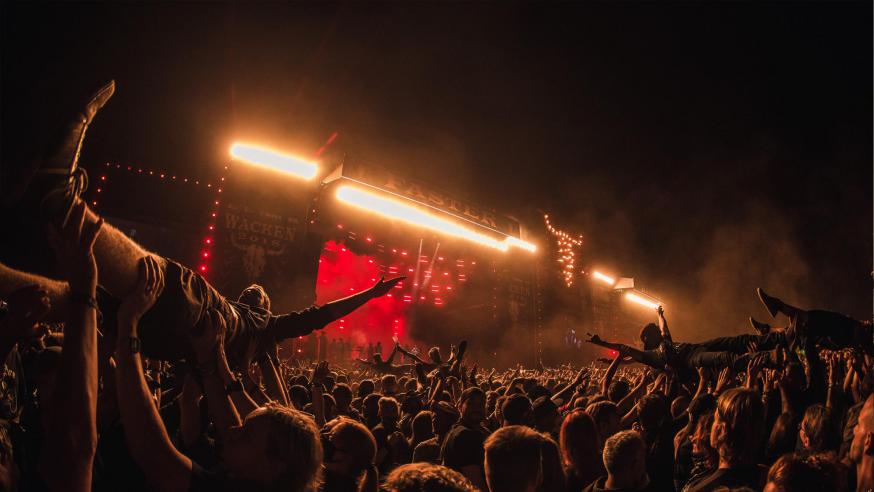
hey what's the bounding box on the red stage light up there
[199,265,207,272]
[100,176,106,181]
[341,248,347,252]
[202,252,209,258]
[337,224,343,229]
[401,251,408,256]
[366,237,372,242]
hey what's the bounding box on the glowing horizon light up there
[625,291,661,310]
[336,185,510,251]
[229,142,318,180]
[593,271,616,286]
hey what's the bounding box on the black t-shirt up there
[189,462,268,492]
[683,464,765,492]
[226,302,335,367]
[440,422,487,472]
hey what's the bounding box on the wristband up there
[225,379,245,395]
[128,336,141,354]
[69,291,98,310]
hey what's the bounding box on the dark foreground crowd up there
[0,82,872,492]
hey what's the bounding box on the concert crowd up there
[0,84,872,492]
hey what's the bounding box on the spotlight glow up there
[503,236,537,252]
[229,142,318,180]
[625,292,661,310]
[336,185,509,251]
[593,271,616,286]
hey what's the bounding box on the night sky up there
[2,2,871,341]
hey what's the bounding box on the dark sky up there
[3,2,871,340]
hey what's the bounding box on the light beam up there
[229,142,318,180]
[625,291,661,310]
[336,185,510,251]
[593,271,616,286]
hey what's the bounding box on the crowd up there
[0,82,872,492]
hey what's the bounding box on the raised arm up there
[40,205,103,492]
[270,277,405,341]
[600,350,626,396]
[114,257,192,492]
[585,335,655,369]
[657,306,672,343]
[189,310,245,443]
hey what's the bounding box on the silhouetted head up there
[238,284,271,311]
[639,323,662,350]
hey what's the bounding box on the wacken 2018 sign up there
[337,161,522,238]
[223,203,300,280]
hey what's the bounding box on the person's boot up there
[757,288,783,319]
[21,80,115,227]
[749,317,771,335]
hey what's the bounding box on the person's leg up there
[0,262,69,321]
[81,203,165,299]
[696,332,787,354]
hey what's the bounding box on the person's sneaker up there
[24,80,115,227]
[757,288,782,319]
[749,317,771,335]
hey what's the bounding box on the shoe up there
[24,80,115,227]
[757,288,781,319]
[749,317,771,335]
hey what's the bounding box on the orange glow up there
[336,185,510,251]
[625,292,661,310]
[593,271,616,285]
[503,236,537,252]
[229,142,317,180]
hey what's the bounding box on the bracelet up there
[69,291,98,310]
[128,336,141,354]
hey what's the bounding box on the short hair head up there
[484,426,543,492]
[384,463,477,492]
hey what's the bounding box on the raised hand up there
[312,361,330,385]
[1,285,51,343]
[46,201,103,292]
[369,276,406,297]
[119,256,163,324]
[715,367,732,394]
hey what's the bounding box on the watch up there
[128,336,141,354]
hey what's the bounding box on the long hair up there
[714,388,765,466]
[559,410,605,485]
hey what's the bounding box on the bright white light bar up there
[625,291,661,310]
[593,271,616,286]
[229,142,318,180]
[336,185,509,251]
[503,236,537,252]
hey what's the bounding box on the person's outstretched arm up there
[551,368,587,404]
[385,343,399,365]
[270,277,405,340]
[258,351,289,406]
[600,350,626,396]
[657,306,672,343]
[189,310,244,442]
[115,257,192,492]
[586,335,656,368]
[40,204,103,492]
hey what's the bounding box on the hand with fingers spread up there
[312,361,330,386]
[715,367,732,394]
[46,201,103,293]
[746,354,767,388]
[369,276,406,298]
[119,256,164,327]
